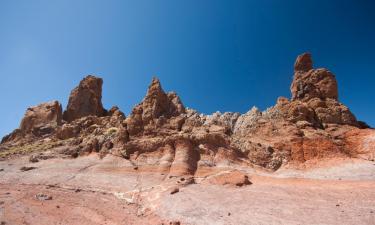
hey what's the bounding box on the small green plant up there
[105,127,118,136]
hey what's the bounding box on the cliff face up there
[1,53,374,174]
[63,75,107,123]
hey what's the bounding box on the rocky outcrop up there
[285,53,360,127]
[126,78,185,135]
[169,138,199,177]
[1,101,62,143]
[20,101,63,134]
[294,52,313,72]
[1,101,63,143]
[63,75,106,122]
[291,53,338,101]
[1,53,373,176]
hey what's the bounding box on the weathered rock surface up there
[1,101,62,143]
[63,75,106,122]
[202,170,252,187]
[291,53,338,101]
[1,53,373,178]
[20,101,63,133]
[126,77,185,136]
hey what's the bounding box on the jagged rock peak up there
[291,53,338,101]
[142,77,185,117]
[126,77,185,135]
[63,75,106,122]
[147,77,164,97]
[286,53,359,127]
[294,52,313,72]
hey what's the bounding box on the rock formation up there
[126,77,185,135]
[1,101,62,143]
[1,53,374,177]
[291,53,338,101]
[20,100,63,135]
[63,75,106,122]
[287,53,360,127]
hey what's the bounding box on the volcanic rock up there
[126,77,185,135]
[169,138,199,177]
[203,170,252,187]
[291,53,338,101]
[294,52,313,72]
[63,75,106,122]
[1,100,64,143]
[0,52,373,177]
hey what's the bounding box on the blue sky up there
[0,0,374,137]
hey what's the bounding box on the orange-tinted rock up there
[63,75,106,122]
[20,101,62,133]
[294,52,313,72]
[2,101,62,143]
[169,139,199,177]
[291,53,338,101]
[344,128,375,161]
[307,98,357,126]
[126,78,185,135]
[1,53,372,174]
[203,170,252,187]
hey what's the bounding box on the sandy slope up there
[0,154,374,225]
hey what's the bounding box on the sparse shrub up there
[105,127,119,136]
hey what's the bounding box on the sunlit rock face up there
[63,75,106,123]
[1,53,373,174]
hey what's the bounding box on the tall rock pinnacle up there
[63,75,106,122]
[291,53,338,101]
[285,53,359,127]
[294,52,313,72]
[126,77,185,135]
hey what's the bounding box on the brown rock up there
[203,170,252,187]
[169,139,199,177]
[63,75,106,122]
[127,78,185,135]
[344,128,375,161]
[307,98,357,126]
[294,52,313,72]
[170,187,179,195]
[291,53,338,101]
[18,101,62,137]
[56,124,80,140]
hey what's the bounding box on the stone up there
[56,124,80,140]
[169,139,199,177]
[203,170,252,187]
[170,187,179,195]
[0,53,373,178]
[35,193,52,201]
[294,52,313,72]
[291,53,338,101]
[19,101,62,137]
[63,75,106,122]
[20,166,37,172]
[127,77,185,135]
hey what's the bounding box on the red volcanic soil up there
[1,154,374,225]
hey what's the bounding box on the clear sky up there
[0,0,374,137]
